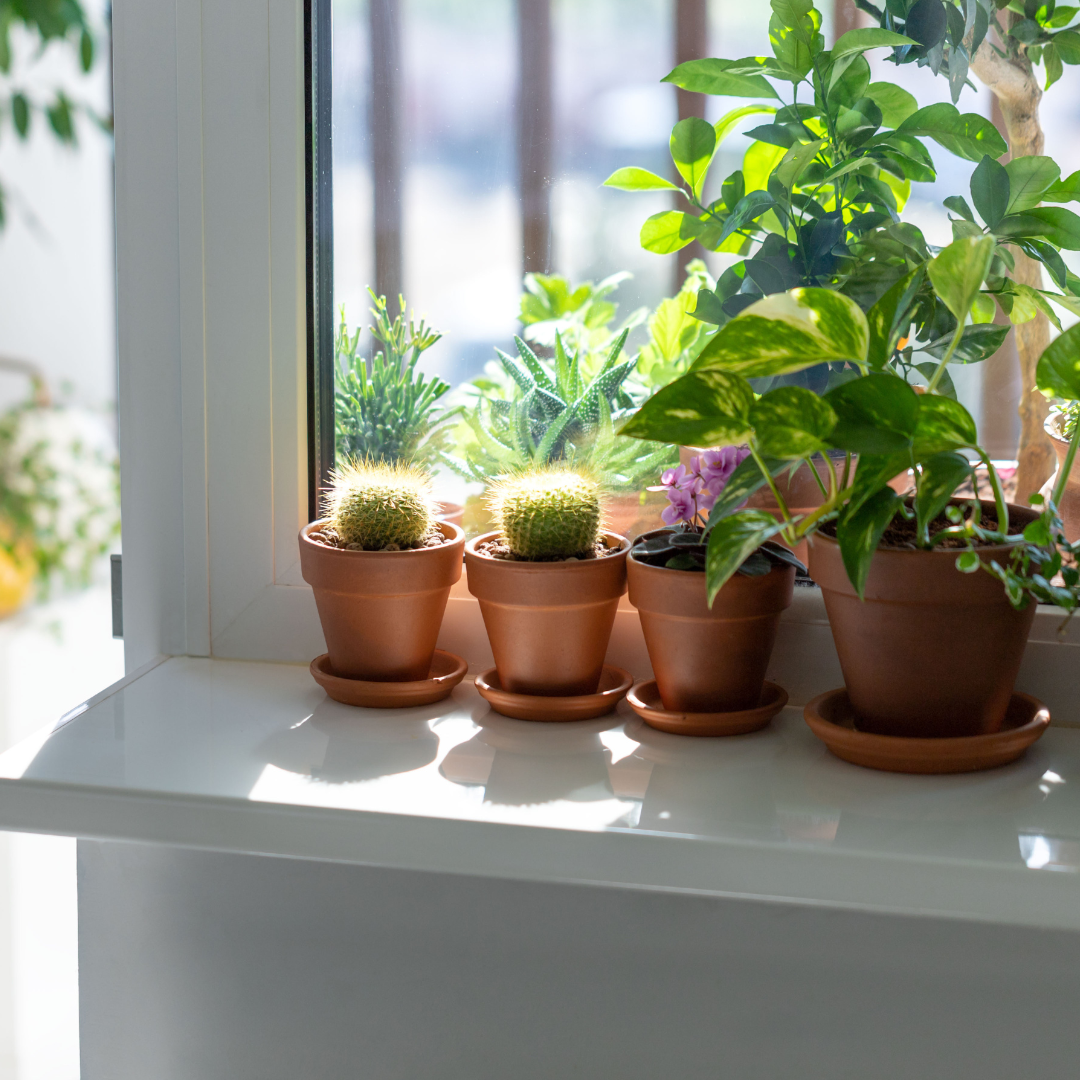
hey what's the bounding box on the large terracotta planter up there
[807,501,1039,738]
[298,520,465,681]
[627,552,794,713]
[1044,414,1080,542]
[465,531,629,696]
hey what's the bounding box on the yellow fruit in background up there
[0,543,36,619]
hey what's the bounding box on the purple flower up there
[696,446,750,491]
[661,484,696,526]
[660,464,696,490]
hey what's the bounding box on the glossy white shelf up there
[0,655,1078,930]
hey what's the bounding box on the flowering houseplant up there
[619,233,1080,737]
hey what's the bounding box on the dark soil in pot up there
[464,531,628,697]
[808,500,1040,739]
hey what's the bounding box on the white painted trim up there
[115,0,309,666]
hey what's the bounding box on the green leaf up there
[80,28,94,72]
[640,211,708,254]
[662,58,780,100]
[670,117,717,199]
[11,92,29,138]
[970,154,1010,229]
[864,81,919,128]
[1036,322,1080,399]
[714,104,779,145]
[603,167,680,192]
[866,265,925,368]
[693,288,869,377]
[1042,169,1080,203]
[824,373,919,455]
[750,386,838,458]
[912,395,978,458]
[832,28,918,58]
[845,451,914,517]
[774,138,827,189]
[915,452,973,541]
[944,194,975,222]
[915,361,957,399]
[617,370,755,446]
[920,323,1010,364]
[837,487,902,599]
[896,103,1008,163]
[927,234,996,321]
[706,510,787,605]
[1053,27,1080,62]
[995,206,1080,249]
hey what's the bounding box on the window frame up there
[115,0,324,669]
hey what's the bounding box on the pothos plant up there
[619,233,1079,620]
[604,0,1079,405]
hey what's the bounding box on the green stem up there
[805,454,829,498]
[750,444,796,544]
[925,318,966,393]
[977,447,1009,534]
[1052,423,1080,511]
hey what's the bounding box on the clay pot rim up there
[464,530,630,565]
[299,518,465,558]
[810,498,1036,560]
[1045,412,1068,446]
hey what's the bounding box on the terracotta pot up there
[807,500,1039,738]
[1044,415,1080,542]
[604,489,667,543]
[464,531,629,696]
[436,501,465,527]
[627,549,795,713]
[298,520,465,681]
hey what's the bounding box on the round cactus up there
[325,458,437,550]
[489,469,604,559]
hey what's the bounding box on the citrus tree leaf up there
[670,117,717,199]
[603,167,681,192]
[896,103,1008,163]
[1036,322,1080,400]
[1004,155,1061,214]
[927,234,996,320]
[640,211,708,254]
[864,81,918,127]
[970,154,1010,229]
[662,58,780,100]
[832,27,917,58]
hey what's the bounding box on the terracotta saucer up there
[474,665,633,722]
[627,680,788,737]
[804,688,1051,774]
[310,650,467,709]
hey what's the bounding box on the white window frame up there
[115,0,323,669]
[112,0,1080,727]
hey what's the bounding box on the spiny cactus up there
[324,458,437,551]
[489,469,604,559]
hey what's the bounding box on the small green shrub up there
[325,458,437,551]
[489,469,603,559]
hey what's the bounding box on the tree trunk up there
[971,30,1055,504]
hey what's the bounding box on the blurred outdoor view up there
[0,0,120,1074]
[332,0,1080,529]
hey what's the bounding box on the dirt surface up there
[475,537,620,562]
[820,506,1013,551]
[306,526,448,552]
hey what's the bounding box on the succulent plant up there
[334,292,461,467]
[324,458,437,551]
[488,468,603,560]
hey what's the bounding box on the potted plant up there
[619,235,1080,756]
[464,467,629,700]
[298,458,465,688]
[627,449,799,735]
[606,0,1080,507]
[1042,405,1080,541]
[335,291,464,522]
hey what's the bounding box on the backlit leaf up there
[896,103,1007,163]
[927,234,996,321]
[617,370,755,446]
[1036,322,1080,400]
[604,167,680,192]
[670,117,717,199]
[750,386,837,458]
[662,58,780,100]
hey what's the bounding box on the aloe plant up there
[445,331,675,489]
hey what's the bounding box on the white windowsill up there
[0,653,1078,932]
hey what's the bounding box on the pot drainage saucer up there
[804,688,1051,774]
[310,650,467,709]
[474,665,633,722]
[627,680,788,737]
